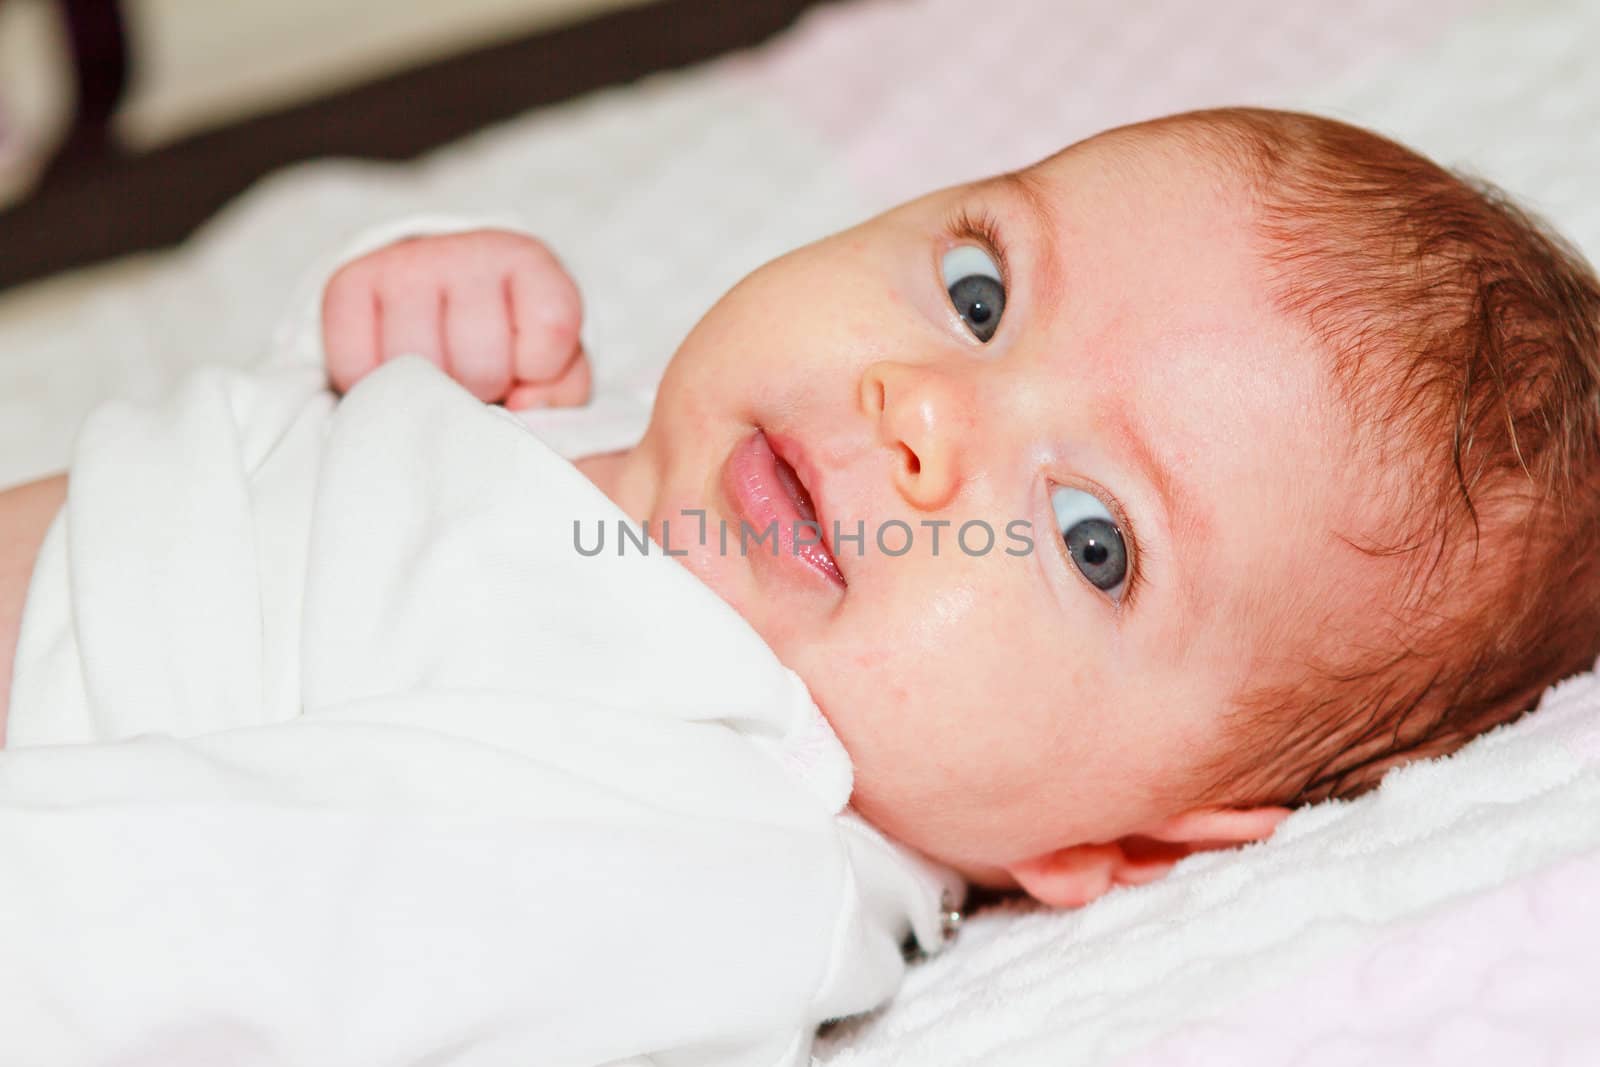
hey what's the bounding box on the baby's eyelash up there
[1101,491,1148,613]
[944,205,1012,287]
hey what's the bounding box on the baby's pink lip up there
[722,428,847,589]
[767,430,848,578]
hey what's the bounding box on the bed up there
[2,0,1598,1062]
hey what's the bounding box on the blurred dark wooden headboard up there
[1,0,832,292]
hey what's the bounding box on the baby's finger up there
[505,251,583,385]
[504,346,592,410]
[379,280,445,368]
[320,268,380,393]
[442,282,514,402]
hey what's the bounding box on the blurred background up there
[0,0,829,290]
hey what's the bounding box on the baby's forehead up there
[1010,140,1279,320]
[1017,121,1252,215]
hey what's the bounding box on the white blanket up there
[2,281,959,1063]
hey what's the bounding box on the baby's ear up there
[1004,806,1291,909]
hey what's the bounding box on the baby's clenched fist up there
[321,229,591,409]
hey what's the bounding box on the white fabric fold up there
[2,220,962,1065]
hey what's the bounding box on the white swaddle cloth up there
[2,226,961,1065]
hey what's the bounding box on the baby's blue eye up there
[1051,486,1128,597]
[941,245,1006,343]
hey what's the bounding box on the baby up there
[2,106,1598,1061]
[333,105,1600,898]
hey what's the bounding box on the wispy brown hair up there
[1136,108,1600,806]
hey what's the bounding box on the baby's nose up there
[858,361,965,512]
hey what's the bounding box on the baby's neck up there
[572,446,653,526]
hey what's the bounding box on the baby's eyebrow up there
[1109,400,1211,632]
[985,170,1064,310]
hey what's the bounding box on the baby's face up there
[623,131,1364,882]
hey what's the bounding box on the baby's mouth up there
[722,429,847,589]
[772,447,818,525]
